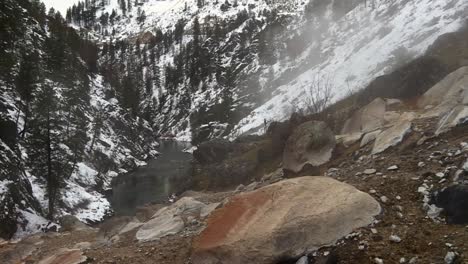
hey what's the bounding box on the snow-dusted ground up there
[232,0,468,135]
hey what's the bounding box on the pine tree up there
[16,51,40,138]
[27,82,64,219]
[189,17,202,89]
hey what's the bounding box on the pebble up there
[396,195,401,200]
[380,196,389,203]
[400,258,407,263]
[389,235,402,243]
[409,257,418,264]
[371,228,378,234]
[418,162,426,168]
[374,257,384,264]
[388,165,399,171]
[436,172,445,178]
[369,189,377,194]
[364,169,377,175]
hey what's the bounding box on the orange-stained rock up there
[192,176,381,264]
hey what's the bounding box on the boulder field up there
[192,176,381,264]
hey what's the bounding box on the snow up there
[70,162,99,186]
[13,209,59,239]
[41,0,81,15]
[232,0,468,136]
[61,180,110,223]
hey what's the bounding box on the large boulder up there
[432,185,468,224]
[418,67,468,134]
[372,119,412,154]
[192,177,381,264]
[341,98,387,135]
[136,197,219,242]
[283,121,335,173]
[418,66,468,115]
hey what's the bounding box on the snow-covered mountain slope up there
[0,0,159,238]
[75,0,468,141]
[232,0,468,135]
[95,0,304,39]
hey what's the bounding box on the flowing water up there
[110,141,193,216]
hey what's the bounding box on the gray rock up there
[387,165,399,171]
[364,169,377,175]
[372,120,412,154]
[389,235,402,243]
[283,121,336,173]
[444,252,457,264]
[342,98,387,135]
[360,130,382,147]
[296,256,308,264]
[136,197,217,242]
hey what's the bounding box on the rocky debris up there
[341,98,387,135]
[372,120,412,154]
[37,248,87,264]
[436,106,468,135]
[386,99,403,110]
[192,177,380,264]
[261,168,284,183]
[361,130,382,147]
[387,165,399,171]
[336,132,363,148]
[374,257,384,264]
[136,197,219,242]
[283,121,336,173]
[432,185,468,224]
[364,169,377,175]
[389,235,402,243]
[74,242,92,250]
[0,235,43,263]
[58,215,91,232]
[97,216,135,242]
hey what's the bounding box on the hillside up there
[66,0,468,141]
[0,0,158,238]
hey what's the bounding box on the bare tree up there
[304,75,334,115]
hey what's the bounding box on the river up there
[110,141,193,216]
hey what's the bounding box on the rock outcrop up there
[192,176,381,264]
[283,121,336,173]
